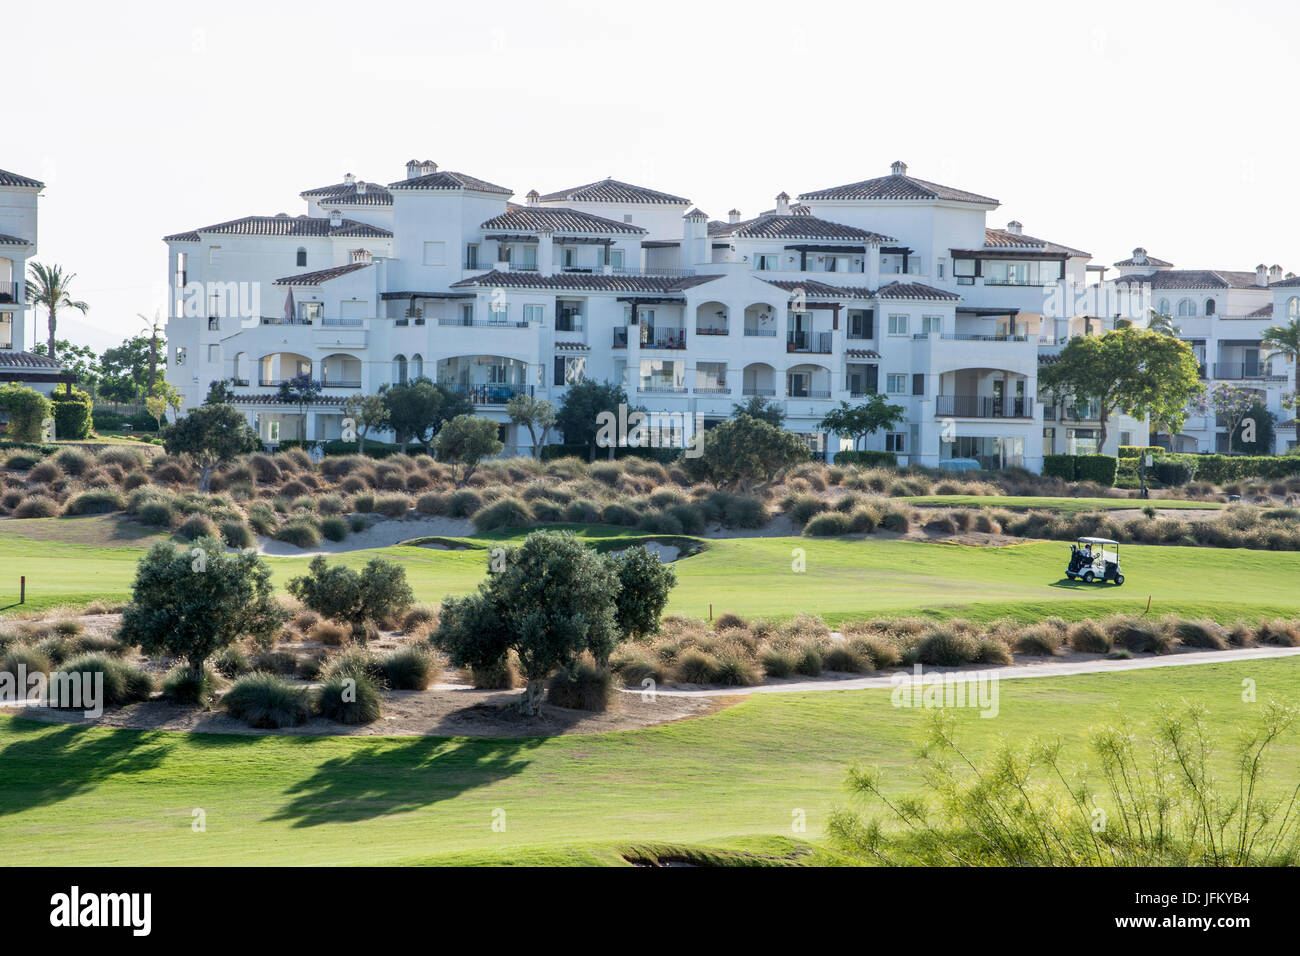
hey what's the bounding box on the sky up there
[7,0,1299,352]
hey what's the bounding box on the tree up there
[50,387,94,439]
[1262,319,1300,370]
[432,383,474,434]
[101,335,162,407]
[0,383,53,441]
[1146,309,1180,336]
[145,394,168,432]
[681,414,810,491]
[432,414,503,485]
[383,378,442,451]
[609,545,676,652]
[730,395,786,428]
[204,380,235,405]
[25,262,89,361]
[144,380,183,431]
[276,373,321,441]
[1039,327,1203,449]
[119,535,285,679]
[33,340,100,392]
[1207,383,1263,455]
[818,395,906,451]
[287,555,414,643]
[140,311,164,393]
[342,392,390,453]
[432,531,623,715]
[556,379,628,455]
[162,402,261,491]
[505,393,557,457]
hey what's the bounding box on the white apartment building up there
[1104,249,1297,454]
[165,158,1123,471]
[0,167,71,393]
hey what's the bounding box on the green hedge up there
[1118,445,1163,459]
[1042,454,1118,486]
[1043,454,1076,481]
[51,389,94,440]
[832,450,898,467]
[276,438,431,459]
[1159,453,1300,484]
[540,443,592,462]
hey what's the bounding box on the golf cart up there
[1066,536,1124,585]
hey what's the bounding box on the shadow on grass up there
[265,734,546,828]
[1047,577,1122,591]
[0,720,172,815]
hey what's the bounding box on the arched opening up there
[741,362,776,396]
[231,351,249,386]
[1177,298,1195,317]
[410,353,424,380]
[695,301,729,336]
[1204,298,1216,315]
[320,352,362,388]
[1289,297,1299,320]
[392,354,408,385]
[743,303,778,337]
[258,352,312,387]
[784,363,831,399]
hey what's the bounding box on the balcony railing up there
[0,281,20,304]
[694,380,729,394]
[260,316,312,326]
[556,314,584,332]
[1213,362,1285,380]
[787,388,832,399]
[639,384,687,393]
[438,317,530,329]
[642,329,687,350]
[320,380,362,388]
[695,326,729,336]
[508,262,539,272]
[321,317,364,327]
[787,330,833,353]
[742,386,776,396]
[613,266,697,278]
[744,327,779,337]
[446,383,528,405]
[915,332,1030,342]
[936,395,1034,418]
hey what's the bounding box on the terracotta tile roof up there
[760,278,959,301]
[301,179,393,206]
[273,262,373,286]
[1248,304,1275,318]
[845,348,881,359]
[163,215,392,241]
[387,170,512,194]
[1113,252,1173,267]
[709,213,893,243]
[0,233,30,245]
[1113,270,1268,290]
[1270,275,1300,288]
[480,204,646,235]
[538,177,690,205]
[875,280,962,301]
[798,171,997,205]
[1276,418,1297,429]
[450,269,723,295]
[976,227,1090,258]
[554,341,590,351]
[0,349,64,370]
[0,168,44,189]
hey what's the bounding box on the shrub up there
[1,643,50,678]
[27,460,59,484]
[794,645,824,676]
[96,446,147,470]
[319,516,349,542]
[546,658,619,710]
[381,646,440,690]
[824,644,874,673]
[415,492,449,515]
[1256,619,1300,647]
[352,492,376,513]
[61,488,126,515]
[213,644,251,678]
[50,653,153,707]
[4,452,40,471]
[52,446,92,476]
[564,498,603,523]
[219,519,255,549]
[316,672,383,724]
[1075,455,1118,487]
[832,450,898,467]
[50,389,94,440]
[446,488,483,518]
[468,654,519,689]
[975,637,1013,665]
[162,664,223,706]
[1013,624,1063,656]
[251,649,299,675]
[307,620,349,647]
[724,495,769,529]
[375,493,412,518]
[472,496,533,532]
[760,645,800,678]
[13,495,59,518]
[1043,455,1076,481]
[675,648,719,684]
[223,673,313,728]
[1168,618,1228,650]
[714,612,746,631]
[879,506,911,533]
[1107,615,1174,654]
[847,633,901,669]
[915,626,979,666]
[275,519,322,549]
[803,511,852,536]
[600,502,639,526]
[783,493,826,526]
[1066,619,1112,653]
[134,500,175,527]
[348,513,368,533]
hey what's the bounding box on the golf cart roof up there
[1077,536,1118,546]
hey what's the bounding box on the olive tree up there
[162,402,262,491]
[505,393,557,457]
[432,414,504,486]
[287,555,414,642]
[119,535,285,678]
[681,414,810,491]
[609,545,676,648]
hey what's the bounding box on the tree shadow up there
[0,720,172,815]
[265,733,545,828]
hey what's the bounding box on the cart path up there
[627,644,1300,698]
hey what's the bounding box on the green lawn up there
[901,495,1224,514]
[1,516,1298,624]
[2,658,1296,865]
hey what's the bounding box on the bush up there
[1066,619,1112,653]
[1107,615,1174,654]
[415,492,449,515]
[1118,446,1164,459]
[675,648,719,684]
[804,511,852,536]
[49,653,153,707]
[794,645,823,676]
[1256,619,1300,647]
[1042,455,1076,481]
[275,519,322,549]
[162,664,224,706]
[879,506,910,533]
[469,654,519,689]
[760,645,800,678]
[213,644,251,678]
[381,646,440,690]
[315,672,383,724]
[219,519,255,549]
[446,489,483,518]
[319,516,349,542]
[546,658,619,710]
[176,513,220,541]
[832,451,898,467]
[130,499,173,527]
[223,673,313,728]
[915,626,979,666]
[1167,618,1227,650]
[847,633,901,669]
[472,496,533,532]
[1013,624,1063,656]
[52,446,92,476]
[1,643,51,678]
[824,644,874,673]
[374,493,412,518]
[62,488,126,515]
[1075,455,1118,487]
[783,493,826,526]
[12,495,59,518]
[724,495,769,529]
[610,649,665,687]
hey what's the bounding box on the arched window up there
[410,353,424,380]
[1204,298,1215,315]
[1289,297,1300,320]
[1177,298,1195,317]
[296,247,307,267]
[1158,298,1170,315]
[392,354,408,385]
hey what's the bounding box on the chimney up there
[775,191,790,216]
[329,209,342,228]
[1256,263,1268,287]
[419,159,438,176]
[405,159,422,180]
[356,180,368,195]
[526,189,540,206]
[728,208,741,224]
[1132,247,1147,265]
[344,172,356,184]
[1006,220,1023,235]
[350,248,372,264]
[1270,264,1283,282]
[890,160,908,176]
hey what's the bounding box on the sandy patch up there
[255,515,475,556]
[609,541,681,562]
[701,514,801,539]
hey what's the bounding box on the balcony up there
[695,326,729,336]
[447,383,527,405]
[556,313,584,333]
[614,266,697,278]
[438,317,529,329]
[695,379,729,394]
[642,329,687,350]
[744,327,779,338]
[742,386,776,396]
[260,316,312,326]
[936,395,1034,418]
[320,380,362,389]
[321,317,364,327]
[787,330,833,354]
[0,281,20,305]
[508,262,539,272]
[639,383,687,394]
[918,332,1030,343]
[1213,362,1286,381]
[787,388,832,399]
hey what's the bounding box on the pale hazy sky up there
[8,0,1298,351]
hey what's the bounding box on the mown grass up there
[900,495,1225,514]
[1,657,1296,865]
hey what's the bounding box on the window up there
[610,249,625,270]
[755,254,779,271]
[1158,298,1171,315]
[208,246,220,265]
[954,258,976,285]
[208,316,220,331]
[1119,431,1133,447]
[465,243,479,269]
[885,432,906,452]
[1177,298,1195,317]
[1290,297,1300,320]
[174,252,188,287]
[563,247,578,269]
[887,314,908,335]
[393,355,408,384]
[886,373,906,394]
[269,421,280,442]
[921,315,942,334]
[175,346,187,366]
[936,259,946,279]
[296,247,307,267]
[521,245,537,269]
[489,301,508,324]
[524,304,543,325]
[461,304,474,324]
[299,301,323,322]
[553,355,587,386]
[983,259,1061,285]
[847,309,874,339]
[423,242,446,266]
[912,373,925,396]
[1204,298,1216,316]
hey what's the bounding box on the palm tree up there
[25,262,88,361]
[139,311,164,393]
[1262,319,1300,368]
[1147,309,1180,336]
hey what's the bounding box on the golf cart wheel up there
[1114,574,1124,586]
[1082,571,1094,583]
[1066,573,1075,580]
